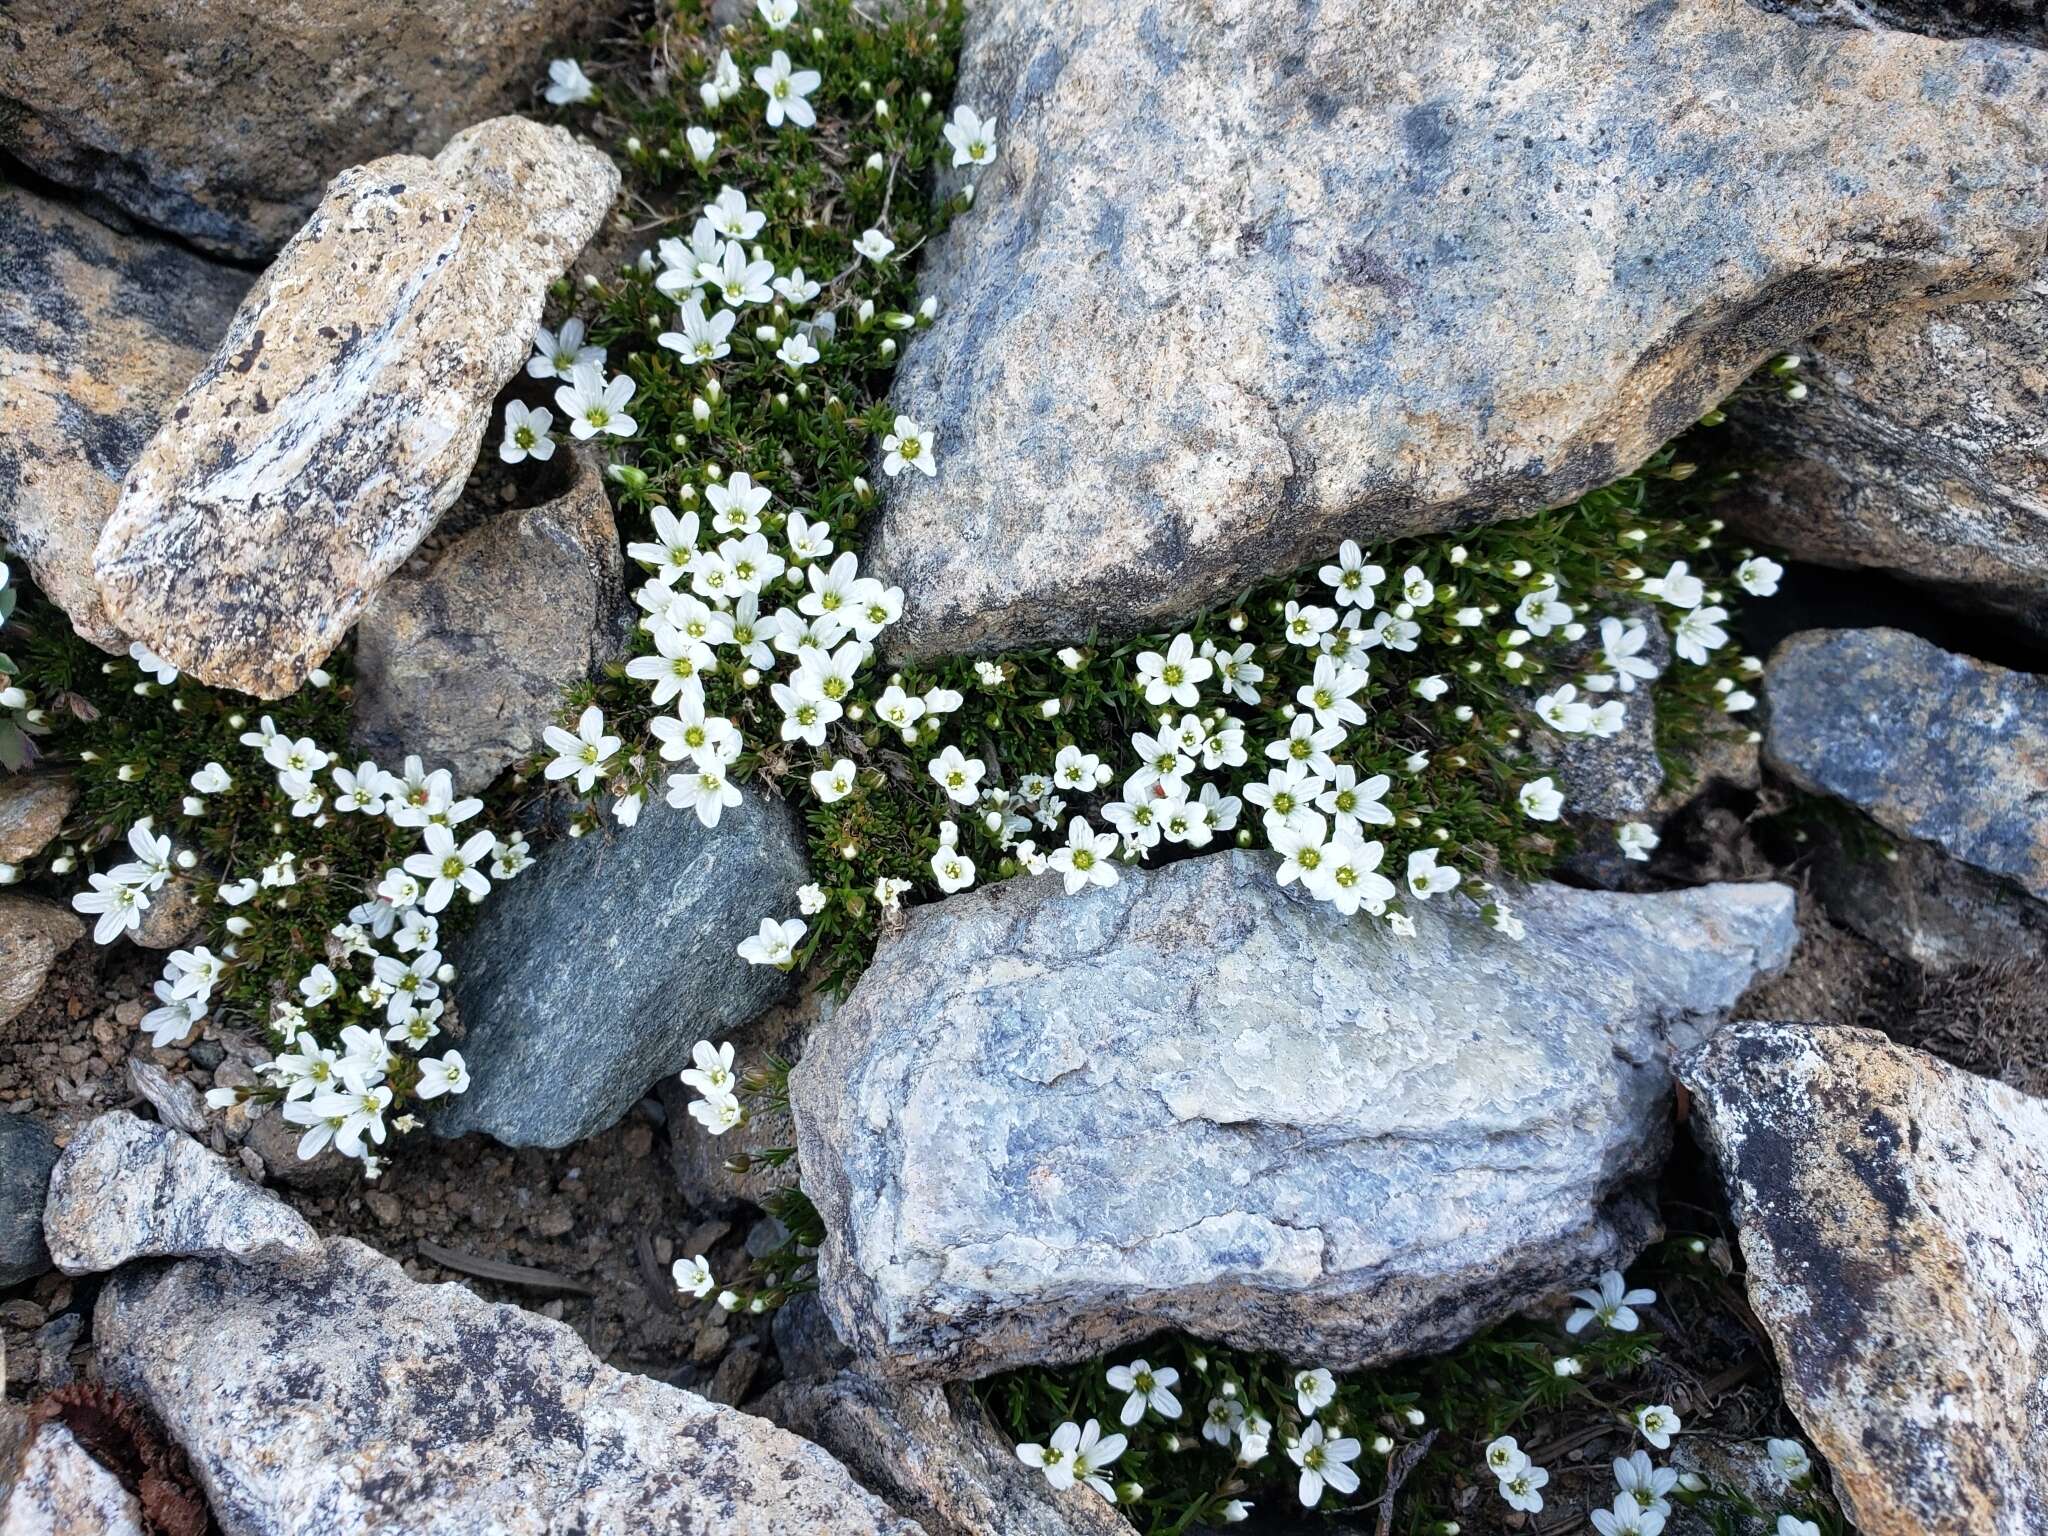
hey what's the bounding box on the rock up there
[1801,814,2048,975]
[0,1424,146,1536]
[656,987,815,1214]
[760,1370,1135,1536]
[1530,611,1671,822]
[792,851,1796,1378]
[0,776,75,867]
[867,0,2048,658]
[1727,270,2048,635]
[42,1111,320,1274]
[352,450,626,793]
[93,1233,924,1534]
[92,117,619,698]
[1683,1023,2048,1536]
[0,1116,58,1288]
[436,788,809,1148]
[0,0,633,260]
[241,1108,356,1192]
[0,897,82,1028]
[1765,628,2048,904]
[124,875,203,950]
[0,186,248,649]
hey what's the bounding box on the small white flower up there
[927,746,986,805]
[414,1051,470,1099]
[1106,1359,1182,1426]
[757,0,798,29]
[554,362,637,440]
[1048,817,1119,895]
[1641,559,1704,610]
[1485,1435,1529,1480]
[544,58,595,105]
[528,317,602,381]
[1287,1421,1361,1509]
[881,414,933,477]
[854,227,896,263]
[128,641,179,685]
[542,705,620,792]
[943,104,997,167]
[499,399,555,463]
[1499,1463,1550,1514]
[1618,821,1660,861]
[1632,1403,1680,1451]
[1569,1269,1656,1333]
[1517,777,1564,822]
[1736,555,1783,596]
[673,1255,717,1298]
[1766,1438,1812,1483]
[754,50,820,129]
[686,126,718,164]
[1293,1368,1336,1419]
[737,916,806,968]
[930,847,976,893]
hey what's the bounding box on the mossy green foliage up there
[978,1233,1846,1535]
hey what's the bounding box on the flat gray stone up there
[0,1115,59,1288]
[868,0,2048,657]
[42,1111,320,1275]
[0,185,248,648]
[93,117,618,697]
[1765,628,2048,904]
[352,449,627,793]
[1684,1023,2048,1536]
[437,788,809,1148]
[93,1233,925,1536]
[1728,269,2048,636]
[793,851,1796,1378]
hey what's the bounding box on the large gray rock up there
[0,1115,58,1287]
[92,1235,925,1535]
[1728,270,2048,635]
[1684,1023,2048,1536]
[0,897,80,1027]
[867,0,2048,657]
[0,1424,146,1536]
[792,852,1797,1378]
[0,185,248,648]
[43,1112,319,1274]
[0,0,632,260]
[1765,628,2048,904]
[760,1370,1134,1536]
[353,450,626,793]
[437,789,808,1148]
[92,117,619,697]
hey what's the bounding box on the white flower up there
[528,317,602,381]
[73,872,149,944]
[1777,1519,1820,1536]
[1499,1464,1550,1514]
[189,762,231,795]
[1588,616,1659,694]
[686,126,718,164]
[414,1051,470,1099]
[555,363,637,440]
[1282,599,1337,647]
[1766,1438,1812,1483]
[931,847,976,893]
[140,981,205,1047]
[1296,657,1368,729]
[667,764,741,827]
[757,0,797,28]
[658,298,736,365]
[681,1040,737,1099]
[1536,682,1595,734]
[1107,1359,1182,1426]
[544,58,596,105]
[1485,1435,1529,1480]
[1313,765,1391,835]
[543,705,619,792]
[1287,1421,1361,1508]
[1736,556,1784,597]
[1307,834,1395,916]
[1517,777,1564,821]
[1553,1355,1583,1377]
[854,227,896,262]
[773,267,822,306]
[1018,1419,1127,1501]
[128,640,179,685]
[1048,817,1119,894]
[1293,1368,1336,1419]
[1405,847,1461,898]
[1590,1495,1666,1536]
[705,185,765,240]
[1641,559,1704,610]
[810,758,858,803]
[943,104,997,167]
[1267,715,1345,779]
[881,414,934,477]
[1516,584,1572,635]
[402,825,495,913]
[1319,540,1384,608]
[754,50,820,129]
[927,746,985,805]
[1569,1269,1656,1333]
[702,49,743,107]
[1618,821,1659,861]
[1614,1449,1678,1517]
[499,399,555,463]
[1632,1404,1680,1451]
[674,1255,717,1298]
[776,332,820,369]
[1135,633,1212,707]
[690,1095,743,1135]
[737,916,806,967]
[1672,605,1729,664]
[1400,564,1436,608]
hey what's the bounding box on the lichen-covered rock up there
[93,1233,925,1535]
[352,450,626,792]
[92,117,619,697]
[760,1371,1134,1536]
[868,0,2048,657]
[1683,1023,2048,1536]
[1727,271,2048,635]
[0,0,633,260]
[0,1115,59,1287]
[42,1112,319,1275]
[792,851,1796,1378]
[0,896,82,1028]
[124,875,204,951]
[0,187,248,649]
[0,1424,146,1536]
[0,775,76,867]
[437,789,808,1148]
[1764,628,2048,904]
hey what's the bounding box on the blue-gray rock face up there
[868,0,2048,657]
[1764,628,2048,904]
[0,1114,58,1287]
[436,788,808,1148]
[792,852,1797,1378]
